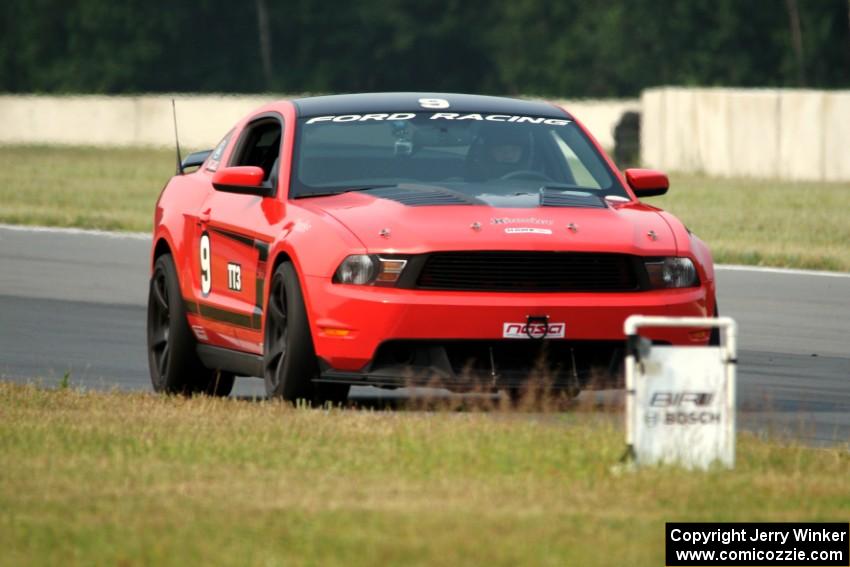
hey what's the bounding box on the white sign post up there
[624,315,737,470]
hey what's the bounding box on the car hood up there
[300,192,679,256]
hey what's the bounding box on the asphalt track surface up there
[1,225,848,445]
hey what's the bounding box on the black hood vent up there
[540,189,608,209]
[365,185,482,206]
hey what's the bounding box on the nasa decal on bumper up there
[503,322,566,339]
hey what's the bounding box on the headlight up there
[334,255,376,284]
[644,257,699,288]
[333,255,408,285]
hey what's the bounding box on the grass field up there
[1,145,849,270]
[0,145,171,232]
[655,175,850,272]
[1,383,849,566]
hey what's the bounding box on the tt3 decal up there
[227,262,242,292]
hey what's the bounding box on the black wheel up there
[264,262,349,405]
[147,253,235,397]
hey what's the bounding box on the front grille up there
[415,251,640,292]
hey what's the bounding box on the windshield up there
[291,112,628,201]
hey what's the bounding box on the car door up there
[194,115,283,354]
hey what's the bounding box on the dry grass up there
[0,145,172,232]
[1,382,849,566]
[659,174,850,271]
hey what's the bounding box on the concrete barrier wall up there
[5,90,847,180]
[0,94,273,149]
[0,94,637,151]
[641,87,850,181]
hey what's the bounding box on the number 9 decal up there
[200,232,211,296]
[418,98,450,109]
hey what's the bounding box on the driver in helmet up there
[465,124,533,181]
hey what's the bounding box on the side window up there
[205,130,233,172]
[231,118,282,183]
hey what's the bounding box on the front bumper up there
[305,275,712,376]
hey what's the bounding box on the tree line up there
[1,0,848,97]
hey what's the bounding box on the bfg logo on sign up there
[650,392,714,407]
[648,391,721,426]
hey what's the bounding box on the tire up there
[147,253,235,397]
[264,262,349,405]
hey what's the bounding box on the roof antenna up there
[171,98,184,175]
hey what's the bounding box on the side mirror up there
[212,166,273,197]
[625,168,669,198]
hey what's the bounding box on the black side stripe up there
[209,227,269,261]
[253,278,264,329]
[184,298,261,330]
[209,227,253,247]
[207,226,270,326]
[255,241,269,262]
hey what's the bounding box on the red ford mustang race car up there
[147,93,716,402]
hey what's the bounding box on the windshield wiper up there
[293,184,399,199]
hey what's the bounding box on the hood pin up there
[379,228,391,238]
[567,223,578,233]
[647,230,658,241]
[471,221,482,231]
